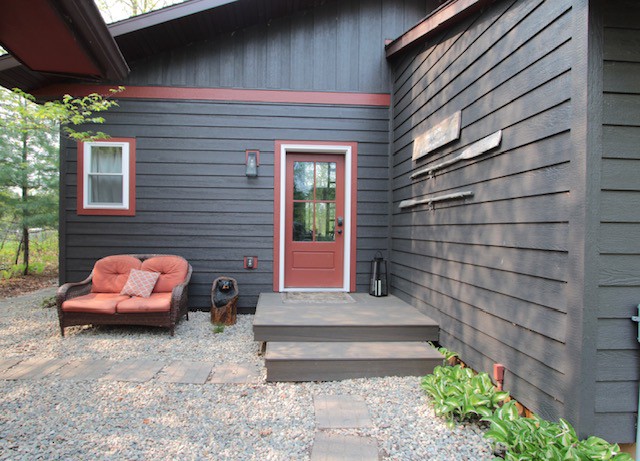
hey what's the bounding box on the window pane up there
[293,202,314,241]
[90,146,122,173]
[315,202,335,242]
[316,162,336,200]
[88,175,123,204]
[293,162,314,200]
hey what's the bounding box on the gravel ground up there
[0,288,493,460]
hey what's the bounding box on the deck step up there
[265,341,444,382]
[253,293,439,342]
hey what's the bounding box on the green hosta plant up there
[421,364,509,427]
[483,401,633,460]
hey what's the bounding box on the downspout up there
[631,305,640,459]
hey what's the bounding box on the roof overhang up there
[385,0,497,58]
[0,0,128,89]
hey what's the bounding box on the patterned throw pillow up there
[120,269,160,298]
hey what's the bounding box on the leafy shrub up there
[421,364,509,426]
[429,342,460,364]
[40,295,56,308]
[1,264,26,280]
[484,400,633,460]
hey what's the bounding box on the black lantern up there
[369,251,388,297]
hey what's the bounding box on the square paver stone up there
[157,361,214,384]
[311,432,379,461]
[314,395,373,428]
[55,359,114,381]
[102,359,164,382]
[0,358,67,380]
[208,362,260,384]
[0,358,21,374]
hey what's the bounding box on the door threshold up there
[282,288,348,293]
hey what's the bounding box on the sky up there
[97,0,188,23]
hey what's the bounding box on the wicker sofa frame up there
[56,254,192,337]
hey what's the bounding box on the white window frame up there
[278,143,353,292]
[83,141,130,210]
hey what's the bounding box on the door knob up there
[337,217,343,226]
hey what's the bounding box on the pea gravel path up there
[0,288,493,460]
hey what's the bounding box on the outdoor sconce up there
[246,150,259,177]
[369,251,388,297]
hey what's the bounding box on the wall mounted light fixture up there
[246,150,259,177]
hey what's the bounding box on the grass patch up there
[0,230,58,277]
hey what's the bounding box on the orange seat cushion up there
[116,293,172,313]
[62,293,130,314]
[141,256,189,293]
[91,255,142,293]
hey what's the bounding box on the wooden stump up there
[211,277,238,326]
[211,297,238,325]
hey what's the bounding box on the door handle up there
[337,217,343,227]
[337,229,343,235]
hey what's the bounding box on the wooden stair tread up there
[266,341,443,361]
[254,293,438,328]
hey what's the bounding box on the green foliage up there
[429,341,459,362]
[41,295,56,308]
[0,87,122,272]
[483,401,633,460]
[213,323,225,334]
[1,264,26,280]
[421,364,509,427]
[0,231,58,277]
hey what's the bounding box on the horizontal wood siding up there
[389,0,574,423]
[61,99,390,311]
[595,1,640,443]
[123,0,426,94]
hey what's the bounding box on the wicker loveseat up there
[56,254,192,336]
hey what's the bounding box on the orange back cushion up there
[141,256,189,292]
[91,255,142,293]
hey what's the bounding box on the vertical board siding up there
[123,0,426,94]
[595,2,640,443]
[61,100,390,311]
[389,0,574,424]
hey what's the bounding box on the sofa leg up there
[185,311,189,321]
[169,326,175,337]
[60,325,65,337]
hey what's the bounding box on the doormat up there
[282,292,356,304]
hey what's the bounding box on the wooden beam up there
[385,0,496,58]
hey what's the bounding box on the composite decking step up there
[253,293,439,342]
[265,341,444,382]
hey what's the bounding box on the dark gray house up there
[1,0,639,445]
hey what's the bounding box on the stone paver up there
[0,358,21,373]
[311,432,379,461]
[208,362,260,384]
[55,359,115,381]
[102,359,164,382]
[157,361,214,384]
[314,394,373,428]
[0,358,67,380]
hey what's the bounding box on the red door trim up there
[274,140,358,292]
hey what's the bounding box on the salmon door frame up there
[274,141,357,292]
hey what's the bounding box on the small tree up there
[0,87,123,274]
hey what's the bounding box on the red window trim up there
[76,137,136,216]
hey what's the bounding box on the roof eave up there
[385,0,496,59]
[108,0,238,37]
[56,0,129,80]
